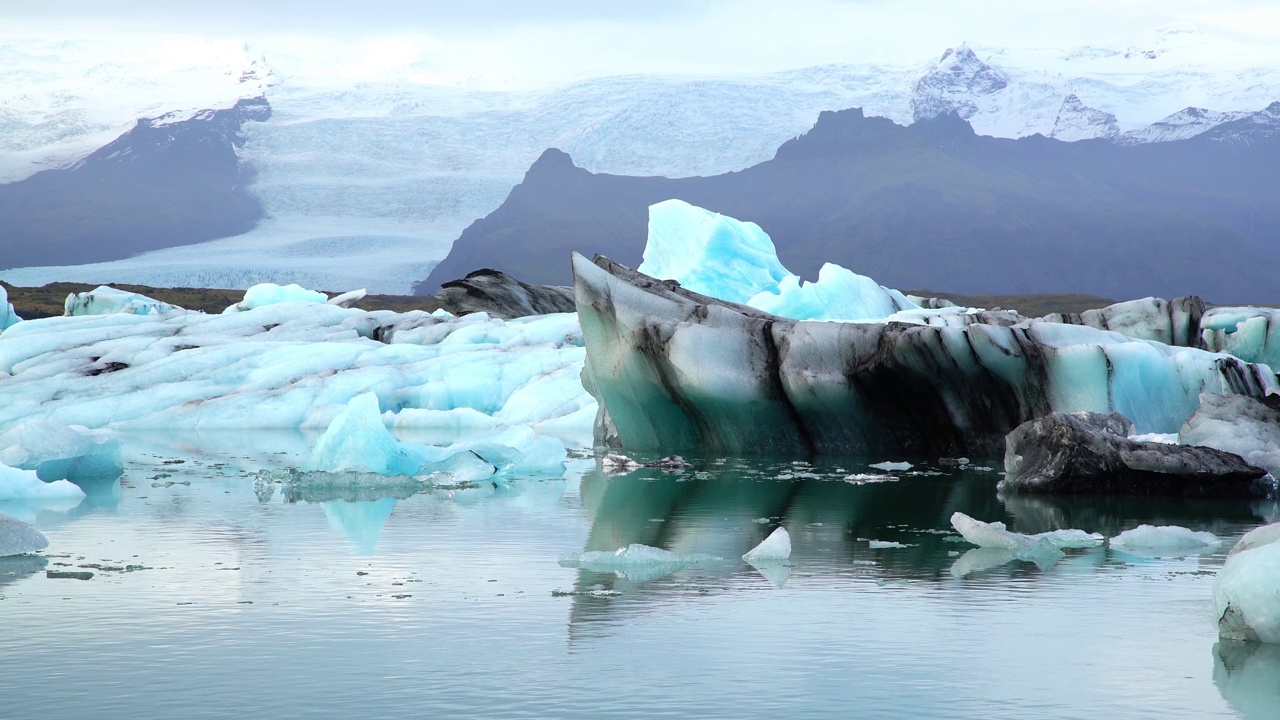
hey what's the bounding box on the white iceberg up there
[1110,525,1221,553]
[870,461,913,472]
[743,527,791,562]
[949,512,1103,566]
[63,286,179,316]
[226,282,329,313]
[0,509,48,556]
[1215,522,1280,644]
[0,419,122,482]
[0,463,86,502]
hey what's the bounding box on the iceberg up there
[743,527,791,562]
[0,509,48,556]
[1201,306,1280,372]
[1181,394,1280,477]
[0,284,19,331]
[1109,524,1221,553]
[0,419,123,483]
[637,199,915,321]
[0,463,86,502]
[0,296,594,434]
[305,393,421,476]
[63,286,179,316]
[1215,523,1280,643]
[573,252,1277,456]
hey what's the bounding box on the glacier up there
[5,27,1280,293]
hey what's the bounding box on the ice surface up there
[63,286,179,317]
[0,419,122,482]
[0,300,594,435]
[1110,525,1220,553]
[1180,394,1280,477]
[637,200,916,321]
[1200,307,1280,371]
[229,283,329,312]
[0,285,20,331]
[743,527,791,562]
[1215,540,1280,643]
[305,393,419,476]
[0,510,50,556]
[0,463,86,502]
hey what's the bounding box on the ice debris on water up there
[869,461,913,471]
[560,544,721,582]
[1109,525,1220,553]
[868,540,912,549]
[0,509,49,556]
[843,473,898,484]
[0,463,86,502]
[949,512,1104,575]
[743,527,791,562]
[600,453,692,472]
[1214,522,1280,643]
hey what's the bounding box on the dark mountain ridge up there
[417,106,1280,303]
[0,97,270,270]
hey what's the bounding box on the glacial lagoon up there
[3,432,1277,719]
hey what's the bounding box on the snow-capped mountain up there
[2,24,1279,294]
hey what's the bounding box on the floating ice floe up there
[1215,522,1280,644]
[949,511,1103,567]
[559,543,722,583]
[868,540,912,549]
[870,461,913,472]
[0,510,49,556]
[0,463,86,502]
[843,473,898,484]
[743,527,791,562]
[1110,525,1221,554]
[0,419,122,482]
[64,286,179,316]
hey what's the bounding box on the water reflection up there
[322,498,397,555]
[0,554,48,590]
[1213,640,1280,718]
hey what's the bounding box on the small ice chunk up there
[305,393,419,476]
[870,461,913,471]
[868,540,911,549]
[843,473,898,484]
[0,463,87,502]
[951,512,1103,552]
[0,510,49,556]
[560,543,720,582]
[1035,529,1107,550]
[326,289,367,308]
[227,283,328,313]
[743,527,791,562]
[1110,525,1220,553]
[601,453,640,471]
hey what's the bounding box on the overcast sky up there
[6,0,1280,87]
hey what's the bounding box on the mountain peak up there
[911,44,1009,122]
[1050,94,1119,141]
[524,148,580,177]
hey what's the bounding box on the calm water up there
[2,432,1278,719]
